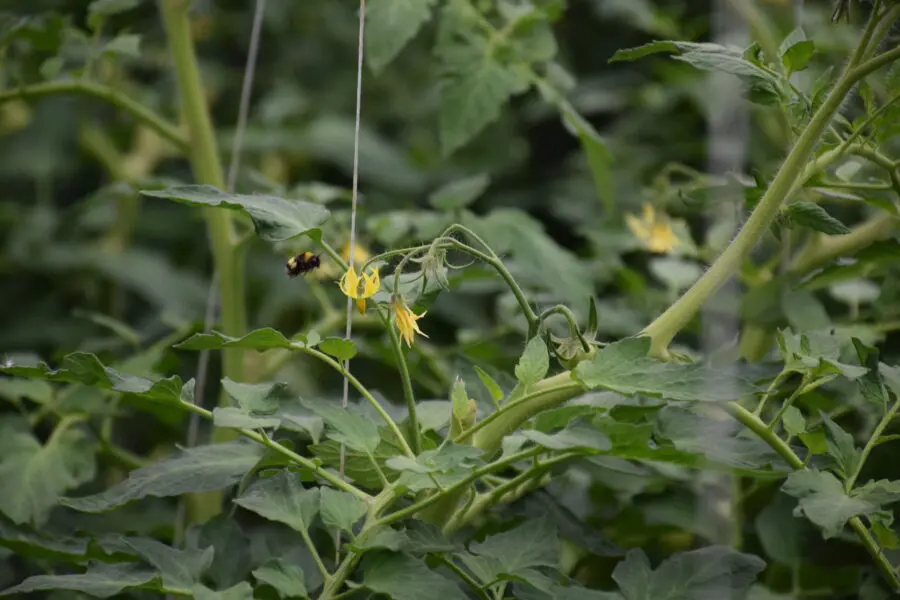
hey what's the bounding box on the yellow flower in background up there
[315,241,372,280]
[339,265,380,314]
[392,296,428,347]
[341,241,371,265]
[625,203,679,254]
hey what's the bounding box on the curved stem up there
[177,400,370,501]
[383,309,422,454]
[444,452,580,533]
[377,447,545,527]
[453,380,585,445]
[0,80,186,150]
[299,346,415,459]
[789,213,896,274]
[472,372,585,455]
[846,396,900,490]
[538,305,591,352]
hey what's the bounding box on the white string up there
[337,0,366,556]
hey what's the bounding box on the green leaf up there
[776,328,867,380]
[782,470,887,538]
[362,552,467,600]
[655,407,782,471]
[516,336,550,386]
[821,413,860,480]
[610,40,779,101]
[754,493,808,566]
[348,526,408,552]
[612,546,765,600]
[464,518,558,580]
[450,377,469,422]
[0,378,53,405]
[401,521,460,554]
[221,378,291,413]
[141,185,330,242]
[319,488,367,534]
[539,84,614,209]
[122,537,213,590]
[0,352,185,405]
[523,421,611,452]
[0,423,96,526]
[102,33,141,57]
[366,0,437,72]
[853,338,890,408]
[782,40,814,72]
[784,202,851,235]
[213,407,282,430]
[317,337,357,361]
[0,562,156,598]
[300,399,380,454]
[175,328,295,351]
[475,366,505,404]
[575,337,757,402]
[429,173,491,210]
[234,471,319,534]
[63,441,264,513]
[87,0,140,30]
[439,48,530,156]
[781,406,806,436]
[192,582,254,600]
[252,560,308,599]
[0,521,95,562]
[609,40,686,62]
[191,516,251,589]
[387,443,484,476]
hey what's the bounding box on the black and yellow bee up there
[285,252,321,277]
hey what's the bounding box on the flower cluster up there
[336,249,428,347]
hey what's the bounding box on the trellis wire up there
[336,0,367,558]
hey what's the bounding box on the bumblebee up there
[286,252,321,277]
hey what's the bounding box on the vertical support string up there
[337,0,367,558]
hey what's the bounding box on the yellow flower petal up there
[625,213,650,240]
[341,242,372,265]
[339,266,360,297]
[626,202,678,255]
[392,297,428,347]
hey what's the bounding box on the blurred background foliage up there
[3,0,900,597]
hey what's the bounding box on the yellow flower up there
[341,242,371,265]
[392,296,428,347]
[339,265,380,314]
[315,241,372,281]
[625,203,679,254]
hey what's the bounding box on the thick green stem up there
[159,0,247,522]
[159,0,246,388]
[0,81,186,149]
[790,213,896,274]
[642,34,900,357]
[471,372,585,455]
